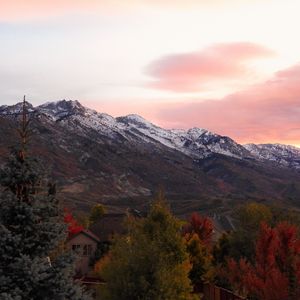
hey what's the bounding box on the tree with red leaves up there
[64,209,84,237]
[183,213,215,287]
[223,222,300,300]
[183,213,214,246]
[222,258,251,297]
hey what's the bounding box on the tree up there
[214,202,273,264]
[64,209,84,237]
[185,233,214,287]
[183,213,214,287]
[98,200,198,300]
[88,203,106,227]
[183,213,214,246]
[237,203,272,232]
[222,222,300,300]
[0,99,90,299]
[74,204,106,229]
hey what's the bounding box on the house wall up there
[67,233,98,275]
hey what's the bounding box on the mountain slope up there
[245,143,300,169]
[1,100,300,214]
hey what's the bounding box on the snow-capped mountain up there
[116,115,250,159]
[14,100,253,160]
[37,100,86,121]
[1,99,300,169]
[0,101,34,116]
[244,143,300,169]
[1,99,300,212]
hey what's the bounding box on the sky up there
[1,0,300,146]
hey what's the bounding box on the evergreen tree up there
[88,204,106,227]
[214,202,273,264]
[98,200,198,300]
[0,98,90,300]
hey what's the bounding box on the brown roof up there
[69,229,100,243]
[90,213,127,242]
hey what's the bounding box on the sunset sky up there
[1,0,300,145]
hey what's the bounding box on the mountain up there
[1,100,300,214]
[245,143,300,169]
[116,115,251,160]
[29,100,251,160]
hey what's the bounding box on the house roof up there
[90,213,127,242]
[69,229,100,243]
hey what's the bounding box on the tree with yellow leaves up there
[96,200,198,300]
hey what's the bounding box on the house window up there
[83,244,92,256]
[72,244,81,252]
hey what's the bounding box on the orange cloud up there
[146,42,274,92]
[152,63,300,145]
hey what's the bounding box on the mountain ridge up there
[1,99,299,167]
[1,99,300,214]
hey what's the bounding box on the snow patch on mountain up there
[0,102,34,115]
[38,100,85,121]
[2,99,300,168]
[244,143,300,169]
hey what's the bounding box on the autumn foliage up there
[97,201,197,300]
[64,209,84,237]
[183,213,215,287]
[183,213,214,246]
[223,222,300,300]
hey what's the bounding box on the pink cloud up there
[86,64,300,146]
[0,0,277,22]
[0,0,221,22]
[146,42,275,92]
[151,64,300,145]
[0,0,115,22]
[82,58,300,146]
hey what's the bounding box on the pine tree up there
[0,97,91,300]
[98,200,198,300]
[88,204,106,227]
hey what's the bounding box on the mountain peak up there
[116,114,155,129]
[124,114,146,121]
[2,99,300,169]
[39,99,83,110]
[122,114,148,124]
[0,101,34,116]
[245,143,300,169]
[37,99,86,120]
[187,127,209,138]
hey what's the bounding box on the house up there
[68,211,144,276]
[90,210,146,242]
[67,229,100,275]
[89,213,127,242]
